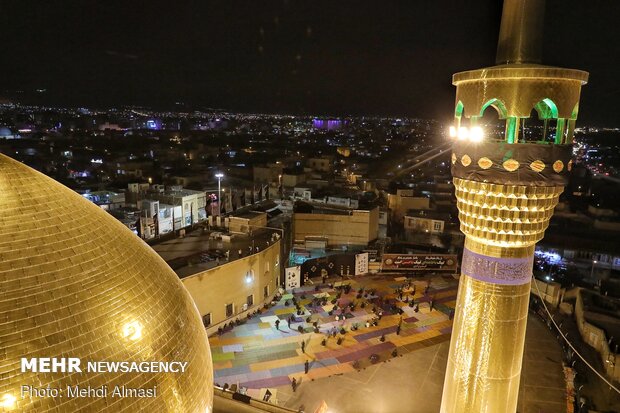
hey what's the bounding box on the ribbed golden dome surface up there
[0,154,213,412]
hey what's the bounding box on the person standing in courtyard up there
[301,340,305,353]
[304,360,309,374]
[275,319,280,330]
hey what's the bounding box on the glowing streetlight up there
[215,173,224,216]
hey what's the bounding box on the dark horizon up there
[1,1,619,125]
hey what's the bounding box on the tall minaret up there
[441,1,588,412]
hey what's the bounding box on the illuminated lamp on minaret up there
[441,0,587,412]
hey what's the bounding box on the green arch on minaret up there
[479,98,508,119]
[571,103,579,120]
[455,101,464,119]
[533,98,559,119]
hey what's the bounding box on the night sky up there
[1,1,619,124]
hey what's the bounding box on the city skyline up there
[2,1,620,125]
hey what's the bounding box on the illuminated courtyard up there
[211,274,456,394]
[210,274,568,413]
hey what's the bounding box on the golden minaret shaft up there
[440,1,588,412]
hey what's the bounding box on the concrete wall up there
[293,207,379,247]
[574,289,620,381]
[229,213,268,234]
[594,219,620,232]
[282,174,305,187]
[531,278,563,307]
[181,241,281,335]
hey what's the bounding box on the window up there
[246,295,254,307]
[202,313,212,327]
[266,262,270,272]
[275,256,279,267]
[433,221,442,232]
[264,285,269,298]
[225,303,234,317]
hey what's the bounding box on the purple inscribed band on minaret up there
[461,247,533,285]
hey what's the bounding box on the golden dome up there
[0,154,213,412]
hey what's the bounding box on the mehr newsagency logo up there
[18,357,188,399]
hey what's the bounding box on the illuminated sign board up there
[381,254,458,271]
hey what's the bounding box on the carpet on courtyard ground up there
[210,274,458,401]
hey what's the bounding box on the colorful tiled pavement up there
[210,273,458,394]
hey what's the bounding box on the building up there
[181,241,281,334]
[404,210,448,234]
[128,183,207,232]
[387,189,431,220]
[282,171,306,188]
[228,211,268,234]
[293,202,379,248]
[0,153,213,412]
[81,190,125,211]
[293,187,360,209]
[306,156,333,173]
[441,1,588,412]
[253,163,283,185]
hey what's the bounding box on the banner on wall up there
[355,253,369,275]
[381,254,458,271]
[285,266,301,290]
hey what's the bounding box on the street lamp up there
[590,259,598,279]
[215,173,224,216]
[277,174,283,199]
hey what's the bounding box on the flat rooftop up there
[151,227,278,278]
[231,210,267,219]
[295,200,375,215]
